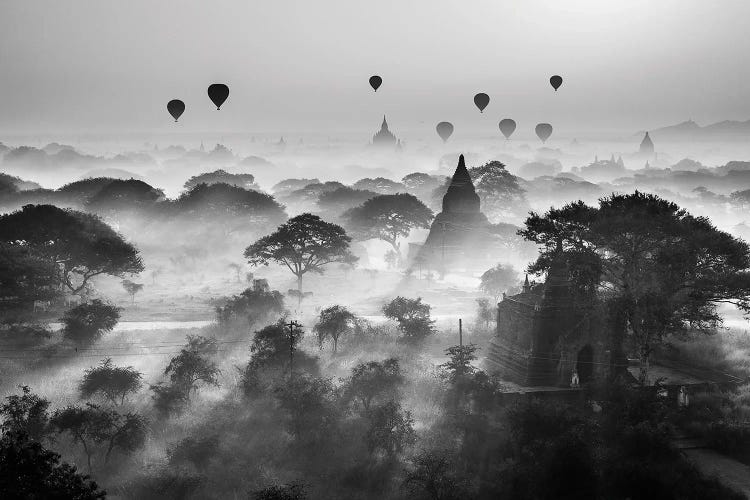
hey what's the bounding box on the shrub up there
[61,299,120,344]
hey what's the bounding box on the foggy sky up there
[2,0,750,138]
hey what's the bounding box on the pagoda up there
[411,154,492,273]
[639,131,655,155]
[371,116,398,149]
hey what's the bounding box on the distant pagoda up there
[371,115,398,149]
[639,131,655,155]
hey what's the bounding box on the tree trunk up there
[389,239,402,266]
[296,275,303,308]
[81,439,93,473]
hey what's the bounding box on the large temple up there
[371,116,399,149]
[409,154,495,273]
[486,241,611,387]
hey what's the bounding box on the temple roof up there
[372,115,397,146]
[442,154,480,213]
[640,131,654,153]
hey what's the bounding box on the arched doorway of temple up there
[576,344,594,383]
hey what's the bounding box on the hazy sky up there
[2,0,750,138]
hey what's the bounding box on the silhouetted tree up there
[121,279,144,303]
[468,161,527,218]
[345,193,433,263]
[0,430,105,499]
[184,169,257,191]
[521,192,750,380]
[382,296,435,343]
[85,178,164,215]
[0,386,51,441]
[51,403,146,470]
[366,400,416,457]
[274,375,339,443]
[344,358,403,411]
[245,213,357,302]
[163,336,220,399]
[79,358,143,406]
[216,281,285,326]
[316,186,377,220]
[0,204,144,294]
[440,344,479,383]
[61,299,121,344]
[313,305,357,352]
[0,242,60,324]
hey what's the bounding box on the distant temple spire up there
[639,131,655,155]
[371,115,398,148]
[523,274,531,293]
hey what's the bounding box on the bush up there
[0,430,106,499]
[79,358,143,405]
[382,296,435,343]
[61,299,120,344]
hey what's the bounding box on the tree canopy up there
[313,305,357,352]
[468,161,527,219]
[245,213,357,293]
[344,193,433,260]
[520,191,750,378]
[0,204,144,294]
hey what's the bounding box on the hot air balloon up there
[167,100,185,122]
[436,122,454,143]
[550,75,563,91]
[535,123,553,143]
[369,75,382,92]
[473,93,490,113]
[499,119,516,140]
[207,83,230,110]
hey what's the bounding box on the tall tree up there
[345,193,433,263]
[313,305,357,352]
[0,205,144,294]
[521,191,750,380]
[468,161,527,220]
[245,213,357,301]
[343,358,403,411]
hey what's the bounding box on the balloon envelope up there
[167,99,185,122]
[499,119,516,139]
[369,75,382,92]
[436,122,454,143]
[535,123,553,143]
[207,83,230,109]
[473,93,490,112]
[550,75,563,91]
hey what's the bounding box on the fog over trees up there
[3,2,750,498]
